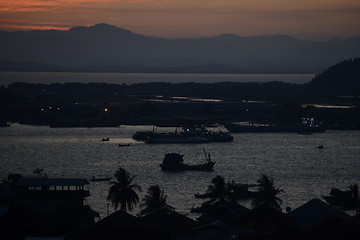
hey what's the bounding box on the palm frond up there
[251,174,283,211]
[140,185,168,216]
[106,167,141,212]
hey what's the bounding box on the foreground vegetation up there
[107,167,360,216]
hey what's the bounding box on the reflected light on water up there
[0,124,359,219]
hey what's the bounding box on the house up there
[72,208,198,240]
[289,198,351,230]
[192,221,230,240]
[289,198,359,239]
[72,210,158,240]
[230,205,299,240]
[196,201,250,224]
[141,208,198,240]
[0,175,98,238]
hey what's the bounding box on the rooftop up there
[15,178,89,187]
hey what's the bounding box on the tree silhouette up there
[140,185,169,216]
[106,167,141,212]
[349,184,360,215]
[203,175,232,206]
[251,174,283,211]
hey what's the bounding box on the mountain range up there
[1,23,360,73]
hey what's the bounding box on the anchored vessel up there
[160,149,215,171]
[133,126,233,143]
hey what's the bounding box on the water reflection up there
[0,124,359,219]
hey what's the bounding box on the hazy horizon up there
[1,22,360,42]
[0,72,315,87]
[1,1,360,41]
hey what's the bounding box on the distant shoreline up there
[0,71,315,86]
[0,61,320,75]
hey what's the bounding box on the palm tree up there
[204,175,232,206]
[140,185,169,216]
[251,174,283,211]
[106,167,141,212]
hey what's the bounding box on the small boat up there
[160,149,215,171]
[91,176,111,182]
[194,183,259,200]
[118,144,130,147]
[101,138,110,142]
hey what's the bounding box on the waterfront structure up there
[0,174,99,238]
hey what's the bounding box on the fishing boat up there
[134,126,232,143]
[160,149,215,171]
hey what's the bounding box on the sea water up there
[0,124,359,218]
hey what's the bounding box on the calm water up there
[0,124,359,218]
[0,72,315,86]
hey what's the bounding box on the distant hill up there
[306,58,360,96]
[1,23,360,73]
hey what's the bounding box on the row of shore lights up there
[41,107,110,111]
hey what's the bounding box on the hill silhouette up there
[306,58,360,96]
[1,23,360,73]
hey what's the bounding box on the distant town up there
[1,59,359,130]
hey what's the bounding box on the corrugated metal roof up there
[15,178,89,187]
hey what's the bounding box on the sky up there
[0,0,360,40]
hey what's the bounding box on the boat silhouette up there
[160,149,215,171]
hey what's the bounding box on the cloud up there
[0,0,153,11]
[0,18,72,31]
[0,0,359,39]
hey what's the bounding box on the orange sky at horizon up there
[0,0,360,40]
